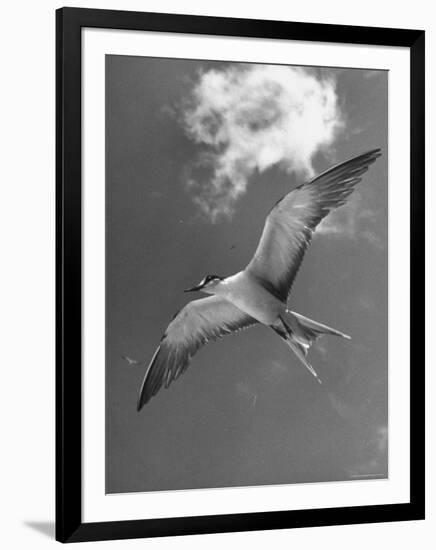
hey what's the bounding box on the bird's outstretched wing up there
[137,296,257,409]
[246,149,382,301]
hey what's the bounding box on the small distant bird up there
[137,149,381,410]
[122,355,141,366]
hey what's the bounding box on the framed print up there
[56,7,425,543]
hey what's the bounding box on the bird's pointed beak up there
[184,283,203,293]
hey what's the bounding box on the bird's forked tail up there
[272,311,351,384]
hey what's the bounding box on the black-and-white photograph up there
[105,56,388,494]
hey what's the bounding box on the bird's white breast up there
[217,271,285,325]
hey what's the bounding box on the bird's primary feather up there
[246,149,382,301]
[137,296,257,410]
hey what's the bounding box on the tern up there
[137,149,381,410]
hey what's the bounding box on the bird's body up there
[136,149,382,410]
[212,271,285,325]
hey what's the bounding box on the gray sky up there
[106,55,388,494]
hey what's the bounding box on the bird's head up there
[184,275,224,295]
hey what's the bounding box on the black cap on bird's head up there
[184,274,224,293]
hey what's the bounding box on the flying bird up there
[137,149,381,410]
[122,355,141,366]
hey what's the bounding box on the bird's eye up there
[203,275,220,286]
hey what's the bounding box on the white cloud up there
[349,424,388,478]
[316,191,385,249]
[234,380,258,408]
[183,64,343,221]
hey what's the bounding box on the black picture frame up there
[56,7,425,543]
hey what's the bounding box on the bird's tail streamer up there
[286,310,351,345]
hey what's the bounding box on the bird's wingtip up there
[364,147,382,156]
[137,387,153,411]
[136,388,148,411]
[137,396,145,412]
[366,148,383,161]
